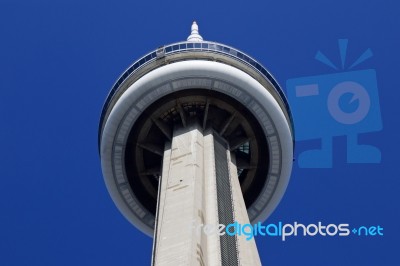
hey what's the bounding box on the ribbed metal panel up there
[214,134,238,266]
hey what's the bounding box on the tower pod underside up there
[99,46,294,237]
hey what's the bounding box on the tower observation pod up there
[99,22,294,265]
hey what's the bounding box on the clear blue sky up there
[1,0,399,265]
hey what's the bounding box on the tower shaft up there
[152,123,261,266]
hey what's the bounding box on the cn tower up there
[99,22,294,265]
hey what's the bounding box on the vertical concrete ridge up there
[153,125,261,266]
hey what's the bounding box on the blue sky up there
[1,0,399,265]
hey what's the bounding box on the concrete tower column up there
[152,123,261,266]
